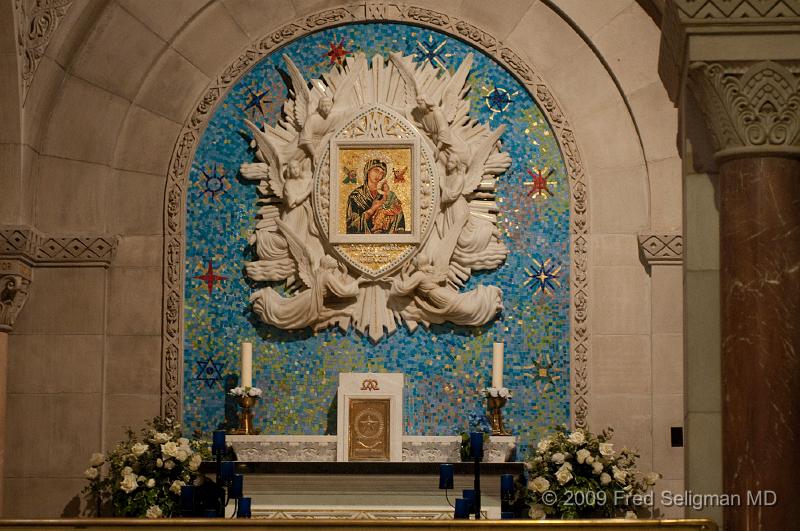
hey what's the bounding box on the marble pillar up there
[0,260,32,516]
[0,331,5,514]
[684,57,800,528]
[719,157,800,529]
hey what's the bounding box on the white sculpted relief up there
[389,253,502,327]
[240,51,511,341]
[249,220,360,330]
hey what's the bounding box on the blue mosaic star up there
[523,258,562,296]
[415,35,450,69]
[483,86,519,119]
[243,87,273,119]
[487,89,511,110]
[195,356,225,389]
[198,164,228,201]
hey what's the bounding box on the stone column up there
[0,259,32,515]
[689,61,800,529]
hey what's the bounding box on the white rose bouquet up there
[228,386,263,398]
[526,425,659,519]
[82,416,210,517]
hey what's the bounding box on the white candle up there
[241,342,253,387]
[492,342,504,389]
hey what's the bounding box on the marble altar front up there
[220,462,524,520]
[228,435,517,463]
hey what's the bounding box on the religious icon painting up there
[335,145,414,238]
[329,139,420,244]
[313,105,439,279]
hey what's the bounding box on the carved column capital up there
[0,259,32,332]
[638,234,683,267]
[688,61,800,161]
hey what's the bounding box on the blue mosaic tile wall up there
[183,23,570,449]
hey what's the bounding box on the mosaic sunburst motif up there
[523,258,562,296]
[193,259,228,296]
[522,351,562,394]
[482,86,519,119]
[240,85,274,120]
[318,34,355,66]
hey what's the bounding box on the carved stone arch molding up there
[161,2,591,429]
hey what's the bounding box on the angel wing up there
[463,124,508,194]
[244,119,287,197]
[276,219,313,288]
[239,162,270,181]
[329,56,364,113]
[389,52,421,108]
[438,53,473,124]
[283,55,322,131]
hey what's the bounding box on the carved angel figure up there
[389,253,502,327]
[390,52,473,161]
[282,54,363,165]
[241,121,323,281]
[390,51,511,278]
[250,220,359,330]
[239,50,513,341]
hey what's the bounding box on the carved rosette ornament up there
[688,61,800,160]
[0,260,32,332]
[240,52,510,342]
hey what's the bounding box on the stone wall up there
[1,0,683,517]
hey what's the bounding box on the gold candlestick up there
[487,395,511,436]
[232,395,261,435]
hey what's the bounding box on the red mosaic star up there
[195,260,227,296]
[524,168,555,199]
[324,39,351,66]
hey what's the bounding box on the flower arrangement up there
[229,386,263,398]
[83,417,210,518]
[526,426,659,519]
[484,387,512,399]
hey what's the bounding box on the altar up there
[222,432,518,519]
[222,461,523,520]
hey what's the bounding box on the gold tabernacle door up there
[348,398,391,461]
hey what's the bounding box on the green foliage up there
[82,417,211,518]
[525,425,660,519]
